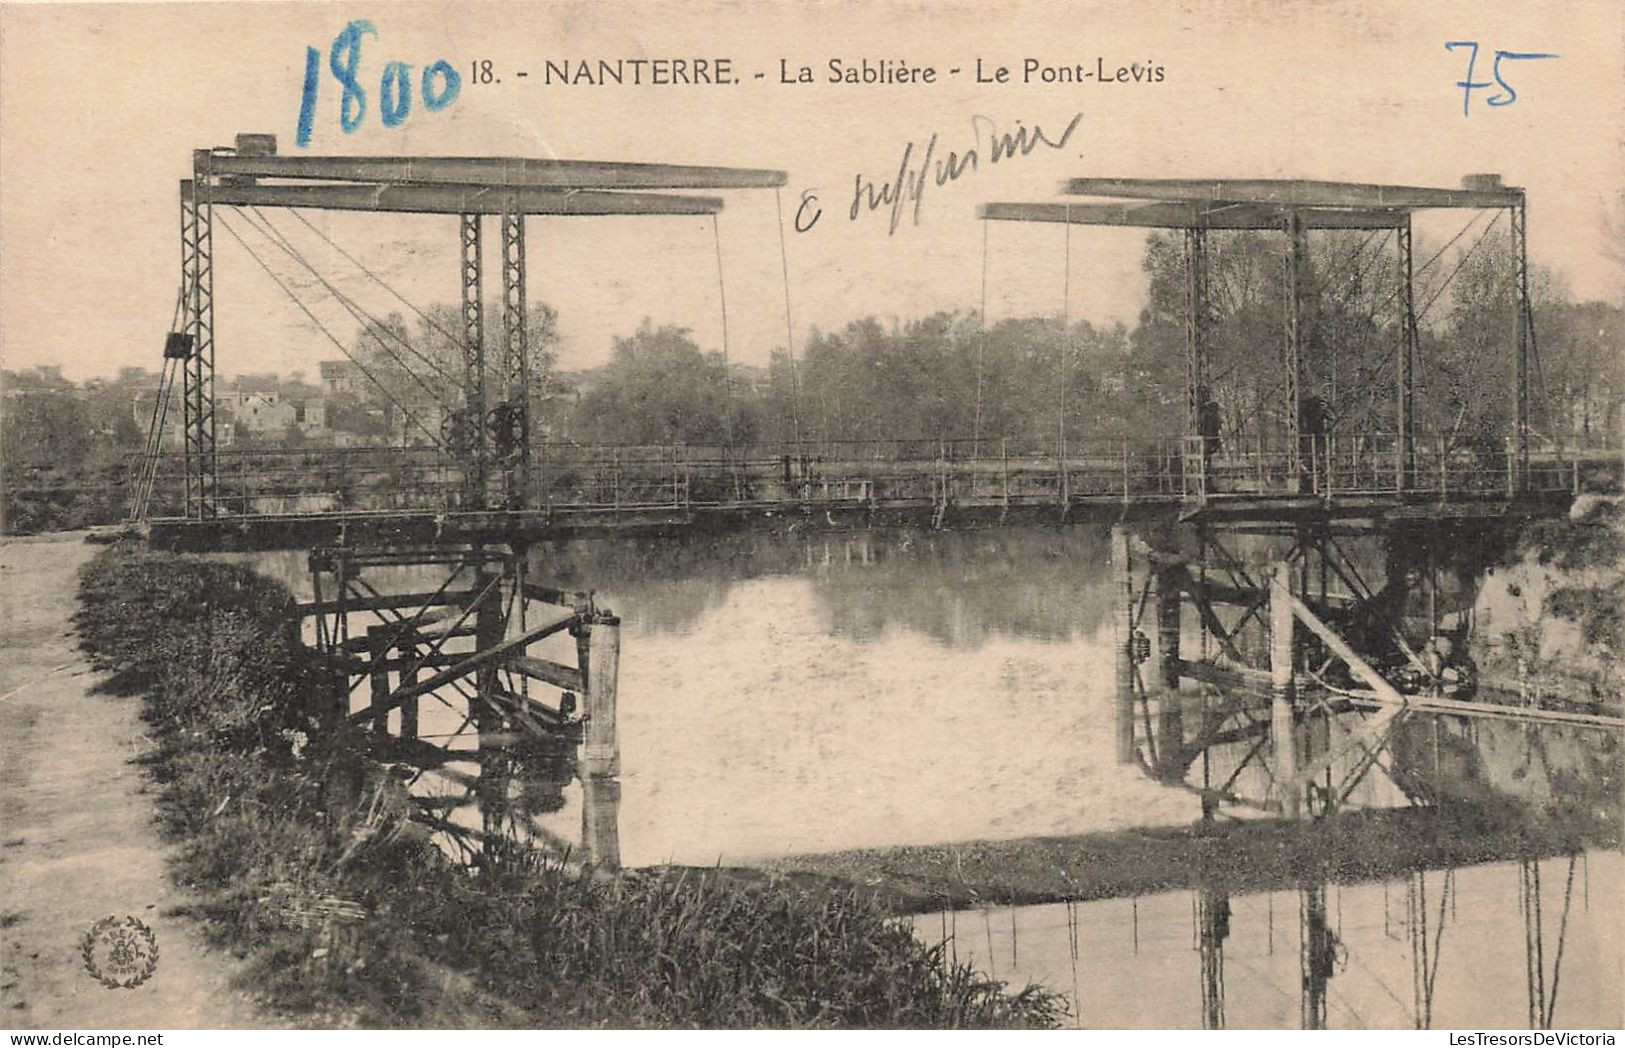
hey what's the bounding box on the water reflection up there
[245,524,1622,867]
[914,851,1620,1029]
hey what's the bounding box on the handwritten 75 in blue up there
[1445,42,1557,116]
[296,21,461,147]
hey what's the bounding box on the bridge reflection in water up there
[917,849,1618,1030]
[910,518,1621,1030]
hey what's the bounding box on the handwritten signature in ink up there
[828,111,1084,235]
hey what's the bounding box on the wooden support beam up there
[339,623,476,654]
[507,653,584,692]
[346,608,577,725]
[1341,689,1624,729]
[522,581,591,609]
[487,684,577,731]
[1176,657,1274,693]
[300,588,475,617]
[1286,592,1408,705]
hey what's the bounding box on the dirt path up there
[0,533,268,1029]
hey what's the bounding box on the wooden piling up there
[368,629,390,735]
[577,613,622,777]
[1155,566,1184,747]
[399,642,419,741]
[581,773,622,869]
[473,560,510,842]
[1111,526,1136,765]
[1269,560,1300,818]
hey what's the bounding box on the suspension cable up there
[773,187,805,458]
[216,211,446,449]
[1416,210,1503,322]
[709,214,737,450]
[288,207,465,348]
[242,207,462,397]
[973,218,989,458]
[1059,205,1072,457]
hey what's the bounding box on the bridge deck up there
[23,435,1610,549]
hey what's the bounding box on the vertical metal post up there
[459,213,489,510]
[500,208,531,509]
[1284,213,1308,493]
[1269,560,1299,817]
[1510,196,1531,492]
[1186,227,1209,437]
[1396,216,1418,490]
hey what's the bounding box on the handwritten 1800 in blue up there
[1445,42,1557,117]
[296,21,461,147]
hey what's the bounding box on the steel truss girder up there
[204,151,787,190]
[1058,176,1523,210]
[979,200,1409,231]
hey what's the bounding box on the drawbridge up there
[118,134,1621,894]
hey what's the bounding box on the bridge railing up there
[1181,432,1616,500]
[21,428,1617,525]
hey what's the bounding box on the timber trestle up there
[298,542,623,867]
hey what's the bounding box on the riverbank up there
[65,541,1060,1028]
[764,801,1618,914]
[0,533,265,1027]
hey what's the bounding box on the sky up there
[1,0,1621,382]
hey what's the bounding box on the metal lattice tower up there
[179,174,217,518]
[500,208,531,509]
[1395,216,1418,487]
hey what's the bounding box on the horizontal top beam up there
[1059,177,1522,210]
[197,181,723,216]
[202,153,787,190]
[978,200,1408,231]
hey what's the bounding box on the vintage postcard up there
[1,0,1621,1035]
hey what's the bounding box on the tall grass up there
[75,543,1060,1028]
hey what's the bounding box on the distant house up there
[320,360,365,397]
[224,391,297,435]
[296,397,327,432]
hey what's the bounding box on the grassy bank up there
[74,542,1059,1028]
[767,802,1618,915]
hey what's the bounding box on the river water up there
[245,522,1623,1028]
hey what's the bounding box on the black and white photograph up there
[1,0,1621,1034]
